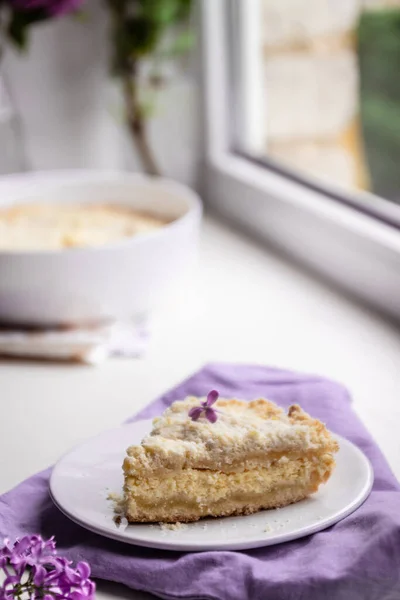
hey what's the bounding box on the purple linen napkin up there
[1,363,399,600]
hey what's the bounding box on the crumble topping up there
[124,397,338,475]
[0,203,166,250]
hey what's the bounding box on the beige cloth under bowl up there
[0,320,149,365]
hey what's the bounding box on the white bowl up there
[0,171,202,326]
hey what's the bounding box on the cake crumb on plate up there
[160,522,188,532]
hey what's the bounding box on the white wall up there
[3,1,200,187]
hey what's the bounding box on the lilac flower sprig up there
[0,535,95,600]
[189,390,219,424]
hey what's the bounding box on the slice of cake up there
[123,392,339,523]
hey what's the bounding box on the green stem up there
[108,1,162,177]
[122,64,161,177]
[0,10,30,173]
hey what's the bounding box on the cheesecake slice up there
[123,395,339,523]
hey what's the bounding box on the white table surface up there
[1,216,400,600]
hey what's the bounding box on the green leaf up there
[175,0,193,22]
[140,98,157,118]
[7,8,48,50]
[151,1,179,24]
[106,0,126,11]
[138,0,193,25]
[108,0,194,74]
[162,29,194,57]
[72,9,89,23]
[8,16,27,49]
[139,0,178,23]
[125,16,163,55]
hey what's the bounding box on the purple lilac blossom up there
[8,0,83,16]
[0,535,95,600]
[189,390,219,423]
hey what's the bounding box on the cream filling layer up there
[124,455,335,522]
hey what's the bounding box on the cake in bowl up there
[0,203,166,251]
[122,392,339,523]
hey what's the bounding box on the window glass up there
[235,0,400,206]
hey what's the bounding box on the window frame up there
[200,0,400,321]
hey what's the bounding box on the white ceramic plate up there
[50,419,373,552]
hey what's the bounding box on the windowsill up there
[1,216,399,599]
[201,0,400,324]
[205,154,400,321]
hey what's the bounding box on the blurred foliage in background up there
[358,8,400,203]
[105,0,194,176]
[108,0,193,73]
[0,0,83,53]
[2,0,194,178]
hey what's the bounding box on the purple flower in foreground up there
[8,0,84,17]
[189,390,219,423]
[0,535,95,600]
